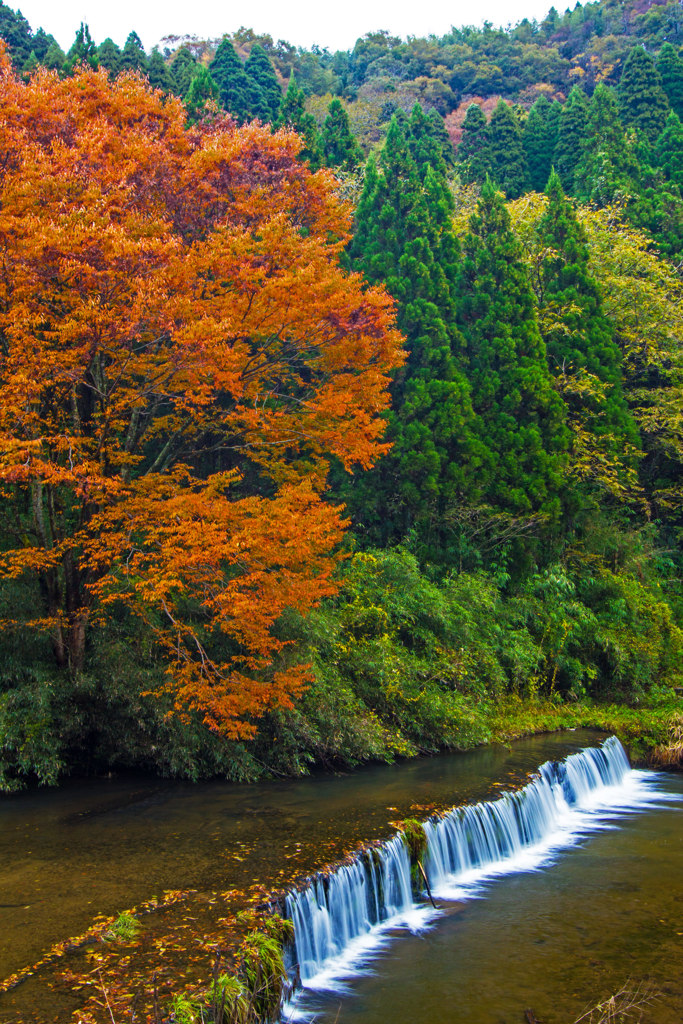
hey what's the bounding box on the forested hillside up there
[0,0,681,790]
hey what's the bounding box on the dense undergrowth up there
[2,523,681,791]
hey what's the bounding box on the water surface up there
[0,730,603,983]
[291,770,683,1024]
[3,730,679,1024]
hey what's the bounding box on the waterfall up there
[423,735,630,891]
[286,833,414,983]
[286,736,635,992]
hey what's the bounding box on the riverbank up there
[3,544,682,792]
[487,694,683,767]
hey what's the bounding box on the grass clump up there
[400,818,428,862]
[650,712,683,768]
[240,929,288,1023]
[104,910,140,943]
[211,973,250,1024]
[400,817,431,896]
[236,909,294,946]
[171,992,201,1024]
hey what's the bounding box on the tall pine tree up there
[656,42,683,120]
[428,109,456,167]
[30,27,54,62]
[276,74,322,168]
[170,47,197,98]
[321,98,362,170]
[209,38,252,121]
[406,103,448,178]
[65,23,98,72]
[0,2,32,66]
[537,172,636,443]
[120,31,148,74]
[349,119,475,556]
[554,85,588,195]
[457,103,491,185]
[97,38,122,77]
[147,48,173,92]
[577,83,638,205]
[43,40,66,71]
[619,45,670,145]
[456,180,567,516]
[546,99,562,167]
[185,66,219,122]
[655,111,683,190]
[487,100,528,198]
[244,44,281,122]
[524,94,555,192]
[532,173,641,504]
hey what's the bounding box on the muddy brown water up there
[1,730,680,1022]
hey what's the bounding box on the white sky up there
[13,0,559,53]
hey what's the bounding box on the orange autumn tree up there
[0,50,403,737]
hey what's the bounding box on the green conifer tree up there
[554,85,588,195]
[30,27,54,62]
[577,83,639,205]
[244,44,282,122]
[406,103,449,177]
[0,3,33,66]
[21,50,37,77]
[656,42,683,120]
[406,105,462,291]
[121,31,148,74]
[43,40,66,72]
[618,45,670,146]
[655,110,683,190]
[524,95,554,192]
[147,48,173,92]
[456,179,567,516]
[184,65,219,123]
[321,98,362,170]
[352,120,459,378]
[546,99,562,160]
[536,172,636,450]
[349,119,475,555]
[275,74,322,168]
[97,38,122,77]
[170,47,197,98]
[457,103,491,184]
[428,109,456,168]
[487,100,528,198]
[65,23,98,73]
[209,38,251,121]
[629,167,683,264]
[541,6,560,37]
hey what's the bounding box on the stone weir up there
[278,735,632,992]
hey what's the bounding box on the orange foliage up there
[0,46,403,737]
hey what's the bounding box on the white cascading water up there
[286,736,637,993]
[286,833,413,982]
[423,735,630,890]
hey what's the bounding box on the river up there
[0,730,681,1023]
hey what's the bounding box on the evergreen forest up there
[0,0,682,792]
